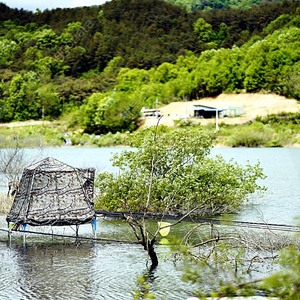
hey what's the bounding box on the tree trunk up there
[147,240,158,269]
[126,217,159,269]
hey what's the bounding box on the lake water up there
[0,147,300,299]
[211,147,300,225]
[0,218,196,300]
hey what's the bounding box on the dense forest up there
[1,0,300,133]
[166,0,282,12]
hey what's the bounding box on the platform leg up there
[7,222,11,244]
[23,224,27,245]
[76,225,79,238]
[92,218,97,239]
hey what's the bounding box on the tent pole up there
[23,224,27,244]
[51,226,54,241]
[216,108,219,131]
[76,225,79,239]
[7,222,11,244]
[92,218,97,239]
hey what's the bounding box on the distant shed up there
[193,105,224,118]
[6,157,96,227]
[193,105,245,118]
[222,106,245,117]
[141,107,161,117]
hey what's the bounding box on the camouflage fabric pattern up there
[6,157,96,226]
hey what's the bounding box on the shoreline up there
[1,114,300,148]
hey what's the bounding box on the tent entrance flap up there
[6,157,96,227]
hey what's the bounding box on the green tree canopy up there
[95,126,265,216]
[2,72,41,121]
[193,18,215,42]
[78,91,142,134]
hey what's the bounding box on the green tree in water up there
[95,124,265,268]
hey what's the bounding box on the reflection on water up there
[0,242,142,300]
[0,216,196,300]
[7,243,97,300]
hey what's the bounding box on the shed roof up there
[193,104,216,109]
[6,157,96,227]
[193,105,226,112]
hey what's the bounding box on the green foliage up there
[23,46,43,62]
[94,92,142,133]
[264,14,293,35]
[261,246,300,298]
[78,92,108,133]
[176,220,300,298]
[152,63,179,84]
[2,0,300,126]
[95,126,265,215]
[181,243,250,297]
[194,18,215,42]
[165,0,270,11]
[90,132,124,147]
[3,72,39,121]
[0,122,59,148]
[103,56,125,77]
[36,84,61,118]
[0,39,18,61]
[217,22,229,43]
[31,56,67,78]
[65,22,83,34]
[218,119,296,147]
[133,274,156,299]
[78,91,142,134]
[33,28,59,49]
[226,123,269,147]
[117,68,150,92]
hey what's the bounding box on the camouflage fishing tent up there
[6,157,96,227]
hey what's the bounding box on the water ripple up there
[0,240,194,300]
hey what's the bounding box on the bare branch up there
[153,188,230,238]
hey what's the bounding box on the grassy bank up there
[0,121,127,148]
[173,112,300,147]
[1,112,300,148]
[215,112,300,147]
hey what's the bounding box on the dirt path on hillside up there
[142,93,300,127]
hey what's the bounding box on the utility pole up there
[215,108,219,131]
[42,106,44,126]
[185,97,187,121]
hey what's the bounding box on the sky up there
[3,0,108,11]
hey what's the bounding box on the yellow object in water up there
[160,238,170,245]
[158,222,171,236]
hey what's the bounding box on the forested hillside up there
[165,0,282,12]
[1,0,300,134]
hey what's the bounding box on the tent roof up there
[26,157,75,172]
[6,157,96,227]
